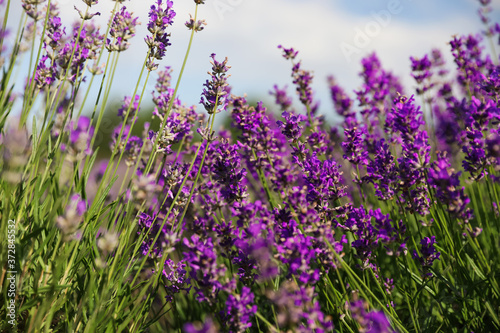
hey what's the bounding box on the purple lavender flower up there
[150,68,197,153]
[124,136,143,167]
[57,40,89,82]
[350,300,394,333]
[450,34,493,96]
[429,152,473,223]
[277,111,307,143]
[184,318,218,333]
[21,0,43,21]
[307,129,329,156]
[229,96,292,197]
[268,281,333,332]
[231,98,270,149]
[291,61,314,108]
[435,105,461,154]
[357,53,403,121]
[56,194,87,240]
[486,128,500,168]
[150,106,197,155]
[185,14,206,32]
[249,240,279,282]
[232,217,278,284]
[34,55,58,89]
[302,153,346,210]
[328,75,354,118]
[230,97,286,162]
[214,219,237,258]
[386,94,431,215]
[117,95,141,122]
[342,125,369,167]
[110,124,130,152]
[386,95,424,143]
[212,140,248,203]
[183,234,226,305]
[145,0,176,70]
[162,259,190,302]
[291,141,310,167]
[270,85,293,111]
[354,53,404,158]
[365,139,398,201]
[342,207,377,268]
[461,96,498,179]
[44,16,65,51]
[413,236,441,277]
[430,48,449,77]
[147,0,175,34]
[339,205,406,269]
[479,69,500,99]
[79,23,104,61]
[410,54,433,95]
[137,211,177,258]
[277,44,298,60]
[220,286,257,332]
[106,7,139,52]
[278,45,315,110]
[155,66,174,95]
[56,23,102,83]
[200,54,231,114]
[63,116,94,161]
[273,206,321,283]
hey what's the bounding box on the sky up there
[3,0,500,123]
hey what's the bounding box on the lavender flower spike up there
[106,7,139,52]
[200,53,231,114]
[145,0,176,70]
[413,236,441,278]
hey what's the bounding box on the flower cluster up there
[56,194,87,241]
[219,286,257,332]
[386,94,431,215]
[413,236,441,278]
[106,7,139,52]
[200,53,231,114]
[212,140,248,203]
[350,300,393,333]
[268,281,333,332]
[410,54,434,95]
[277,111,307,143]
[163,259,191,302]
[278,45,315,109]
[62,116,94,162]
[145,0,176,70]
[183,234,226,305]
[428,152,473,224]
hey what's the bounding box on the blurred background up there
[4,0,500,148]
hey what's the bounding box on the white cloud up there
[3,0,493,120]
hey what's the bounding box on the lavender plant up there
[1,0,500,332]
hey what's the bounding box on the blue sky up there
[4,0,500,123]
[336,0,493,22]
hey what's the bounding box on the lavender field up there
[1,0,500,332]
